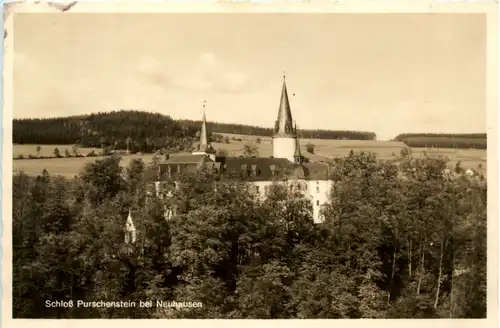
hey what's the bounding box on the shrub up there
[306,143,315,154]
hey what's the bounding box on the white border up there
[2,1,498,328]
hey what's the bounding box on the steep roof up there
[163,154,209,164]
[158,155,214,179]
[302,162,332,180]
[273,77,296,138]
[196,107,216,154]
[156,156,332,182]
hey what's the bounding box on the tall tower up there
[192,101,217,161]
[273,75,298,163]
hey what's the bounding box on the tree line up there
[393,133,487,150]
[13,152,486,318]
[13,110,377,153]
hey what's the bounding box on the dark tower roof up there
[274,76,296,138]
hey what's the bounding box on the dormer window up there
[251,165,258,176]
[270,165,276,176]
[241,164,248,177]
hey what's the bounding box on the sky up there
[13,13,486,140]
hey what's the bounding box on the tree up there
[72,144,79,157]
[11,150,487,319]
[306,143,314,154]
[217,148,229,157]
[65,149,71,157]
[243,143,259,157]
[53,147,61,158]
[36,145,41,157]
[256,137,261,144]
[126,137,132,154]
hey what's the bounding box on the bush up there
[243,143,259,157]
[216,148,229,157]
[306,143,315,154]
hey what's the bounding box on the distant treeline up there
[13,110,377,153]
[394,133,487,141]
[393,133,487,150]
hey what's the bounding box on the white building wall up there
[272,137,297,162]
[306,180,334,223]
[251,179,333,224]
[156,177,333,224]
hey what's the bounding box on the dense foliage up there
[393,133,487,150]
[13,152,486,318]
[13,110,376,152]
[394,133,487,141]
[402,137,487,150]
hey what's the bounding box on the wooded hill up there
[13,110,377,153]
[393,133,487,150]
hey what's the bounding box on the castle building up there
[153,76,333,223]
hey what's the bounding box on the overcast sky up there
[13,13,486,140]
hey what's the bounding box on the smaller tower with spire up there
[273,74,299,162]
[124,210,137,244]
[293,123,303,164]
[192,101,217,161]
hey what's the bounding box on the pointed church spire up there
[274,74,296,137]
[200,101,208,148]
[195,101,216,155]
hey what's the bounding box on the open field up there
[13,144,98,158]
[13,137,487,178]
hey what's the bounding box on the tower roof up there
[196,102,216,154]
[274,76,296,138]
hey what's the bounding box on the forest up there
[13,110,377,153]
[393,133,487,150]
[13,152,486,318]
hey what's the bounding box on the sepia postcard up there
[2,1,498,327]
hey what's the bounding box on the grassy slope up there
[13,134,487,178]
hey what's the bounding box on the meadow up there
[13,136,487,178]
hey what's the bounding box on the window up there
[316,200,320,206]
[256,186,260,193]
[316,186,320,193]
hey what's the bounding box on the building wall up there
[273,137,297,162]
[155,177,333,224]
[252,179,333,224]
[306,180,334,223]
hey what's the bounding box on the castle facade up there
[153,77,333,224]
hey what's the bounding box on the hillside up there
[13,110,377,154]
